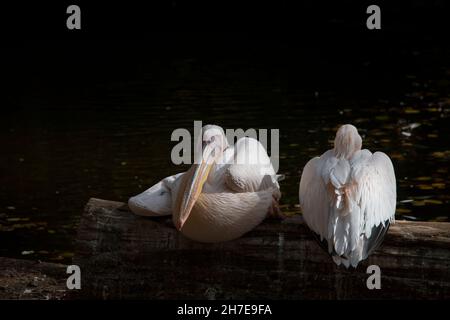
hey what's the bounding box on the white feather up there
[299,154,331,240]
[128,132,280,243]
[177,190,274,243]
[128,173,183,216]
[299,127,396,267]
[352,151,397,236]
[225,137,279,195]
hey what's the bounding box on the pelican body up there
[129,125,281,243]
[299,124,396,267]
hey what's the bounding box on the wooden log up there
[74,198,450,299]
[0,257,68,300]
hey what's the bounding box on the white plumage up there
[129,125,281,243]
[299,124,396,267]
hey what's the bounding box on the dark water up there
[1,47,449,263]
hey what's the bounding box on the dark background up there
[3,1,450,48]
[1,1,449,262]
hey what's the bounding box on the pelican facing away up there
[128,125,281,243]
[299,124,396,267]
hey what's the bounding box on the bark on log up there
[74,198,450,299]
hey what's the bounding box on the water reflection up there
[1,54,449,262]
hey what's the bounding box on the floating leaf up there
[424,199,443,205]
[432,151,450,159]
[376,115,390,121]
[402,142,413,147]
[401,123,421,130]
[417,184,433,190]
[7,217,30,222]
[11,223,40,230]
[416,176,432,181]
[403,215,418,220]
[61,252,74,258]
[50,256,64,261]
[396,208,412,214]
[390,153,405,160]
[413,195,433,200]
[404,108,420,114]
[413,200,426,206]
[373,130,387,136]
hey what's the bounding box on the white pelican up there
[128,124,282,243]
[299,124,396,267]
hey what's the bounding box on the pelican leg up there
[267,195,284,219]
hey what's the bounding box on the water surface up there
[1,49,449,262]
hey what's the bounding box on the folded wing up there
[352,151,396,238]
[225,137,280,197]
[128,173,184,216]
[299,154,331,240]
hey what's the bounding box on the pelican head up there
[333,124,362,159]
[175,124,229,230]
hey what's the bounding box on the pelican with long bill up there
[128,124,282,243]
